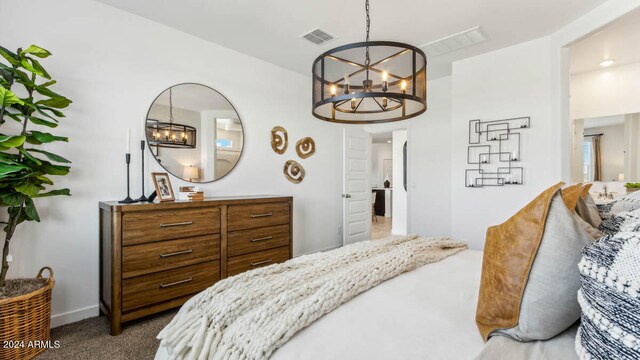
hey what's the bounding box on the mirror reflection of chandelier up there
[146,87,197,149]
[312,0,427,124]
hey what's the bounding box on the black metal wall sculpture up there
[465,116,531,188]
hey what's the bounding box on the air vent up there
[420,26,488,57]
[301,28,336,45]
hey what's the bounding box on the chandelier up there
[146,87,197,149]
[312,0,427,124]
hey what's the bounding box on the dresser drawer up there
[122,261,219,312]
[122,235,220,278]
[227,202,289,231]
[227,246,290,276]
[228,224,290,257]
[122,207,220,245]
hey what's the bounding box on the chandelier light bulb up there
[330,85,337,96]
[382,71,388,82]
[401,80,407,91]
[351,98,357,110]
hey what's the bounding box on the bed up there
[155,249,486,360]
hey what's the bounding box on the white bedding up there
[155,249,485,360]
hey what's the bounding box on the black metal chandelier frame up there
[311,0,427,124]
[146,86,197,149]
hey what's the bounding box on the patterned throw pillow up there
[599,209,640,235]
[600,192,640,220]
[576,223,640,359]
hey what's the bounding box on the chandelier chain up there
[169,87,174,124]
[365,0,370,69]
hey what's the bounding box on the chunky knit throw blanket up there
[157,235,467,360]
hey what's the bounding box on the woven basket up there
[0,267,54,360]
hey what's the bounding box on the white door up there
[343,127,371,245]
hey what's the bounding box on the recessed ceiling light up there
[386,140,392,143]
[600,59,615,67]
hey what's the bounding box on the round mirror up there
[145,83,244,183]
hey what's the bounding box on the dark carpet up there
[38,310,177,360]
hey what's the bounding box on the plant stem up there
[0,200,23,287]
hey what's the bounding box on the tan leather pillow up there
[561,183,583,213]
[476,182,592,342]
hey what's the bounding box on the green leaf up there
[32,188,70,198]
[41,161,70,176]
[27,131,68,144]
[20,57,44,76]
[0,46,20,67]
[0,162,27,176]
[0,134,26,148]
[27,149,70,163]
[0,193,23,206]
[15,181,43,196]
[35,106,65,120]
[39,80,56,87]
[35,175,54,185]
[23,198,40,222]
[36,97,71,109]
[27,58,51,79]
[20,45,51,59]
[18,148,42,166]
[27,116,58,128]
[0,86,25,106]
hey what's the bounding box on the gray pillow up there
[492,193,592,341]
[475,324,578,360]
[576,195,602,228]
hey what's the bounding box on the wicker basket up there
[0,267,54,360]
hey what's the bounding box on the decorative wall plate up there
[284,160,305,184]
[271,126,288,154]
[295,137,316,159]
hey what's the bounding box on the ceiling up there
[97,0,605,80]
[570,8,640,75]
[372,132,392,144]
[584,114,625,129]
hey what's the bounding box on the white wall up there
[0,0,344,327]
[571,62,640,120]
[391,130,407,235]
[364,76,453,239]
[584,124,625,181]
[451,37,560,250]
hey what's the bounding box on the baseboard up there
[51,304,100,328]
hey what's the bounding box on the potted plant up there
[624,182,640,194]
[0,44,71,359]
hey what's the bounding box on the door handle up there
[342,194,352,198]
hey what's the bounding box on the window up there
[216,138,233,149]
[583,139,592,182]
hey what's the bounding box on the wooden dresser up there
[99,195,292,335]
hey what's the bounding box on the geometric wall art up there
[465,116,531,188]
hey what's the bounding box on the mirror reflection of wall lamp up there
[465,116,531,188]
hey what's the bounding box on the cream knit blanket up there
[157,235,467,360]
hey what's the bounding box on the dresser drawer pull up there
[160,249,193,258]
[160,221,194,228]
[250,259,273,267]
[250,236,273,243]
[159,278,193,288]
[250,213,272,219]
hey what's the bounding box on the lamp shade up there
[183,165,199,180]
[618,173,625,182]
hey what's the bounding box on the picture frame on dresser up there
[152,172,175,202]
[98,195,293,335]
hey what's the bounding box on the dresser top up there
[100,195,292,212]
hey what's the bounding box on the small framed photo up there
[152,172,175,202]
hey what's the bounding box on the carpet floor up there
[39,309,177,360]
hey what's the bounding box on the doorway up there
[371,132,393,239]
[342,127,408,245]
